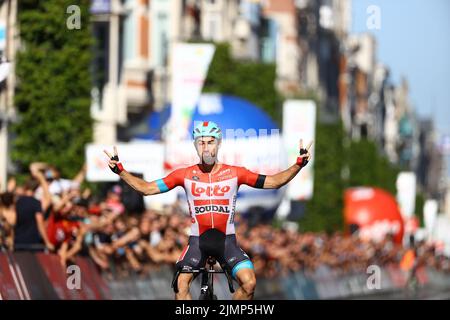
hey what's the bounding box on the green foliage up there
[299,122,404,233]
[203,43,283,125]
[415,192,425,227]
[346,138,399,195]
[12,0,93,178]
[300,120,345,233]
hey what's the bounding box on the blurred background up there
[0,0,449,300]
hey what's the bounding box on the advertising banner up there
[282,100,316,200]
[396,172,416,218]
[167,43,215,142]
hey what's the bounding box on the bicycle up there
[171,256,235,300]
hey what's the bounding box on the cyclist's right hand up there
[104,146,124,175]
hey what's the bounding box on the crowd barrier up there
[106,265,450,300]
[0,251,110,300]
[2,251,450,300]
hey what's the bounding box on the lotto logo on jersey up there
[191,182,231,197]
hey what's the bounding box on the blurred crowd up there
[0,162,188,276]
[1,162,450,280]
[237,222,450,278]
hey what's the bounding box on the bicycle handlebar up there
[171,264,235,294]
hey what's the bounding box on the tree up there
[415,192,425,227]
[300,120,345,233]
[203,43,282,124]
[346,138,399,195]
[12,0,93,178]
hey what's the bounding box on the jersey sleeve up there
[34,198,43,214]
[236,166,266,189]
[155,168,186,193]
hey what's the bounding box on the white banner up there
[282,100,316,200]
[165,135,287,176]
[396,172,416,218]
[434,214,450,257]
[167,43,215,142]
[165,135,287,212]
[86,142,176,208]
[424,199,438,239]
[0,61,10,83]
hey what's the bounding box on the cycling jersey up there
[156,163,266,236]
[157,163,265,276]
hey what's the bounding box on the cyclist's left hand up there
[296,139,313,168]
[104,146,124,174]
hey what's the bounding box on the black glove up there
[109,155,124,174]
[296,148,309,168]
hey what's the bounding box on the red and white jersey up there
[157,164,265,236]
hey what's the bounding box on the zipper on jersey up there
[209,172,214,229]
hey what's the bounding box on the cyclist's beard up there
[201,152,217,165]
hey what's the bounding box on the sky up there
[351,0,450,176]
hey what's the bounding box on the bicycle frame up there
[171,257,235,300]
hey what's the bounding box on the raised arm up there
[238,139,313,190]
[72,163,87,185]
[104,146,184,196]
[29,163,52,212]
[264,140,313,189]
[119,170,161,196]
[263,164,303,189]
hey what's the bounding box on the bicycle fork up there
[200,263,214,299]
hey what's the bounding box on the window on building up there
[260,18,277,63]
[157,12,168,67]
[91,21,110,110]
[123,9,136,62]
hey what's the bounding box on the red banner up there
[344,187,405,243]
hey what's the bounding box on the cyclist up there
[104,121,312,300]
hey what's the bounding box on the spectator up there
[29,163,53,214]
[13,178,54,252]
[110,216,142,273]
[46,191,85,267]
[0,192,15,250]
[102,185,125,215]
[32,162,86,199]
[5,164,450,281]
